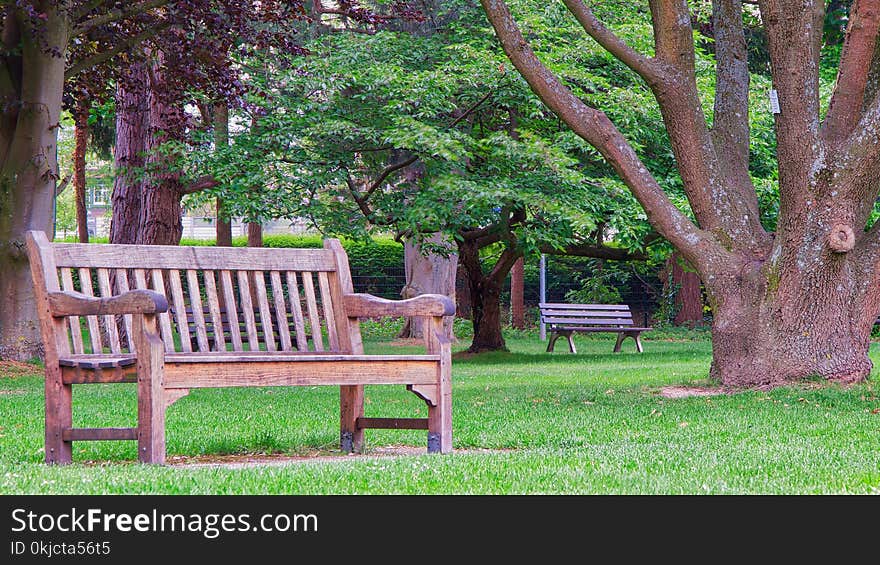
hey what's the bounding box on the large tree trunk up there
[663,252,703,327]
[109,62,150,245]
[0,7,68,360]
[139,54,183,246]
[707,245,877,388]
[398,234,458,340]
[73,102,90,243]
[111,55,184,246]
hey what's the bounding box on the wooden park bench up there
[26,231,454,464]
[539,302,652,353]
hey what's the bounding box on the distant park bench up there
[539,303,652,353]
[26,231,454,464]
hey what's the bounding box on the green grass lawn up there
[2,332,880,494]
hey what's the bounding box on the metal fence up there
[349,263,659,328]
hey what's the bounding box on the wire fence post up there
[539,254,546,341]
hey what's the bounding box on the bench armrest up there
[343,293,455,318]
[48,289,169,317]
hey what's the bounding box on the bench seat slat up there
[539,303,630,310]
[543,318,635,326]
[549,326,652,332]
[540,310,635,318]
[58,355,137,369]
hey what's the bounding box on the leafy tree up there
[480,0,880,389]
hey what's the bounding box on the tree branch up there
[72,0,169,37]
[479,0,731,273]
[821,0,880,143]
[758,0,825,184]
[711,0,752,183]
[364,154,419,200]
[65,25,166,79]
[180,175,218,195]
[561,0,661,85]
[540,242,646,261]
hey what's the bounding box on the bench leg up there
[44,363,72,464]
[340,385,364,453]
[614,331,644,353]
[633,332,644,353]
[427,338,453,454]
[565,331,577,354]
[613,332,626,353]
[546,332,559,352]
[135,314,166,464]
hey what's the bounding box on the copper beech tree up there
[480,0,880,388]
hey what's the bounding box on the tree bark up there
[213,102,232,246]
[109,62,150,244]
[138,53,183,246]
[510,257,525,329]
[398,234,458,340]
[664,253,703,327]
[247,222,263,247]
[73,102,90,243]
[0,6,68,360]
[458,238,520,352]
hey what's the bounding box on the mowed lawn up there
[2,332,880,494]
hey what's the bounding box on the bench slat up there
[318,271,339,351]
[96,268,122,354]
[163,358,440,388]
[287,272,309,351]
[236,270,260,351]
[253,271,277,352]
[270,271,292,351]
[539,303,630,310]
[168,270,192,353]
[150,269,176,352]
[52,243,338,271]
[301,272,324,352]
[540,310,634,318]
[203,270,226,352]
[78,267,103,354]
[186,269,210,352]
[550,326,652,332]
[219,270,243,351]
[115,268,136,354]
[543,317,634,326]
[60,268,84,354]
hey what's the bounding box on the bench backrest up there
[26,232,360,357]
[538,303,634,328]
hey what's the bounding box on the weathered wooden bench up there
[26,231,454,464]
[539,302,652,353]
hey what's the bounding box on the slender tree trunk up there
[0,7,68,360]
[458,239,514,352]
[247,222,262,247]
[109,62,150,244]
[73,102,90,243]
[214,103,232,246]
[510,257,525,329]
[398,234,458,340]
